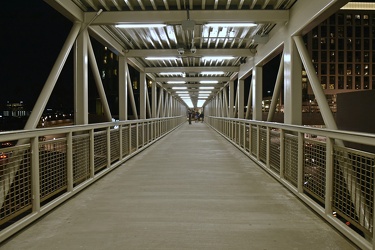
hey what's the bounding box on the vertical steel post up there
[119,57,128,121]
[67,132,73,192]
[297,132,304,193]
[252,66,263,121]
[31,137,40,212]
[89,129,95,178]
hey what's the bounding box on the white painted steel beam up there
[88,35,112,122]
[145,66,239,73]
[267,53,283,122]
[75,28,89,125]
[252,66,262,121]
[119,57,128,120]
[125,49,253,57]
[238,79,244,119]
[156,77,230,82]
[86,10,289,25]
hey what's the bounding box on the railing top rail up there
[0,116,183,142]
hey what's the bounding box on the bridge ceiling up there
[49,0,297,106]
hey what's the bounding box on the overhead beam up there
[87,10,289,25]
[145,66,240,73]
[124,49,253,57]
[156,77,230,82]
[162,83,224,88]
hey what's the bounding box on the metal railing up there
[206,116,375,250]
[0,116,184,242]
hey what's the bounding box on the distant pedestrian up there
[188,110,192,124]
[195,112,200,122]
[200,112,204,122]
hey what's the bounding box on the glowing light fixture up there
[167,81,186,84]
[200,80,219,84]
[202,56,234,60]
[175,91,188,93]
[199,91,212,94]
[159,72,184,75]
[172,87,187,89]
[116,24,166,28]
[199,86,214,89]
[205,23,256,27]
[146,57,178,60]
[200,71,225,75]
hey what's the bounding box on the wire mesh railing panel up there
[333,145,374,236]
[110,129,120,163]
[138,124,144,148]
[303,139,326,204]
[39,138,67,201]
[72,134,90,186]
[269,129,280,173]
[0,145,31,225]
[259,127,267,164]
[251,125,257,157]
[122,125,130,156]
[131,125,137,152]
[284,133,298,187]
[94,131,107,173]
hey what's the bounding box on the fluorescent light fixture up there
[172,87,187,89]
[199,91,212,94]
[200,80,219,84]
[145,57,178,60]
[116,24,166,28]
[181,97,191,99]
[199,86,214,89]
[198,97,208,99]
[175,91,188,93]
[205,23,256,27]
[199,94,210,96]
[200,71,225,75]
[202,56,234,60]
[167,81,186,84]
[178,94,190,97]
[159,72,183,75]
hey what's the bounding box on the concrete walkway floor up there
[1,122,357,250]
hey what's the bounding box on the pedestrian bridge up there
[0,117,373,249]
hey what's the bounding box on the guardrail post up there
[325,137,334,216]
[297,132,304,193]
[266,127,270,168]
[119,125,123,159]
[31,136,40,212]
[136,122,139,149]
[249,123,252,154]
[107,127,111,167]
[67,132,73,192]
[256,125,260,161]
[90,129,95,178]
[280,129,285,179]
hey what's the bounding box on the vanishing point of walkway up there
[0,122,356,249]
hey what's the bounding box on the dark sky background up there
[0,1,73,111]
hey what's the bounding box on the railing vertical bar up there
[266,127,270,168]
[31,136,40,212]
[325,137,334,215]
[280,129,285,179]
[297,132,304,193]
[106,127,111,167]
[67,132,73,192]
[89,129,95,178]
[257,125,260,161]
[119,125,123,160]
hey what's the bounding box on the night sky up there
[0,1,73,111]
